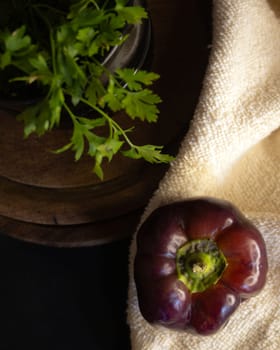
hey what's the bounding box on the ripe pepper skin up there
[134,197,268,335]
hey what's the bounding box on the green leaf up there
[5,26,31,52]
[88,41,100,56]
[100,77,124,111]
[116,68,160,91]
[68,0,89,19]
[75,27,100,56]
[96,137,124,162]
[93,28,123,54]
[55,120,107,163]
[86,133,106,157]
[85,76,106,106]
[0,51,11,69]
[70,8,108,30]
[77,117,106,129]
[17,104,41,137]
[76,27,96,43]
[18,100,52,137]
[93,152,104,180]
[123,145,174,163]
[57,24,74,45]
[108,13,126,31]
[54,142,73,154]
[48,87,64,127]
[100,89,124,111]
[56,47,86,105]
[92,136,124,180]
[71,121,86,161]
[28,54,49,72]
[121,89,162,122]
[115,6,148,24]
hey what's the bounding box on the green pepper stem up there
[176,239,227,293]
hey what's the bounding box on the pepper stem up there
[176,239,227,293]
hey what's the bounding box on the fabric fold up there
[128,0,280,349]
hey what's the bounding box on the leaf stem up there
[79,96,134,147]
[63,101,77,124]
[91,0,100,10]
[49,30,57,76]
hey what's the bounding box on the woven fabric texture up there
[127,0,280,349]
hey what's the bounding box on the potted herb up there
[0,0,210,246]
[0,0,173,180]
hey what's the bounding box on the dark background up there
[0,2,212,349]
[0,233,131,350]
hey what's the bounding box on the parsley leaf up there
[122,89,162,122]
[123,145,174,163]
[0,0,174,179]
[115,2,148,24]
[116,68,160,91]
[5,26,31,52]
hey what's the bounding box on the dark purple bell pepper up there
[134,197,268,335]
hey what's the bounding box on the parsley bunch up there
[0,0,173,179]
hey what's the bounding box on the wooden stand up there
[0,0,211,246]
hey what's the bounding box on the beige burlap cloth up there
[127,0,280,349]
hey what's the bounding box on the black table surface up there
[0,2,212,348]
[0,233,131,350]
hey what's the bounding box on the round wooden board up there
[0,0,211,246]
